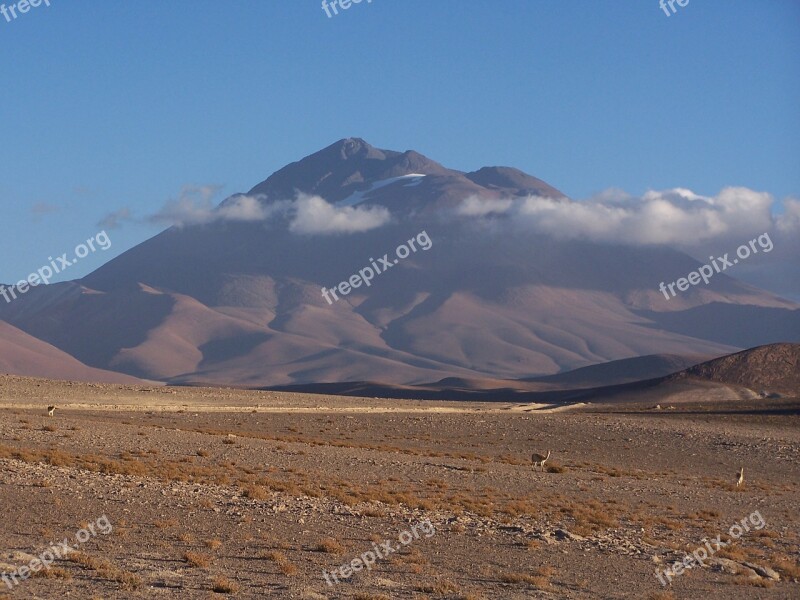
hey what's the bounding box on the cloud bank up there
[455,187,797,246]
[114,183,797,247]
[289,194,391,234]
[138,186,390,234]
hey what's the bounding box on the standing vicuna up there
[47,405,56,417]
[532,450,551,472]
[736,467,744,488]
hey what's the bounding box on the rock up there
[3,551,36,563]
[707,557,760,579]
[742,562,780,581]
[553,528,584,541]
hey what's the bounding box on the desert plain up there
[0,375,798,599]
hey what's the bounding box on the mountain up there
[0,320,143,384]
[0,138,798,387]
[240,138,564,210]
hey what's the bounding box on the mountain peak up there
[328,137,381,160]
[246,139,452,203]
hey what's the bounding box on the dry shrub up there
[205,539,223,551]
[500,571,553,590]
[183,551,212,568]
[211,576,240,594]
[31,567,72,580]
[263,551,297,576]
[68,552,141,589]
[315,537,345,554]
[243,485,269,500]
[773,556,800,579]
[417,579,460,594]
[154,518,179,529]
[733,576,774,588]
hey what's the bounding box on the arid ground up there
[0,376,798,599]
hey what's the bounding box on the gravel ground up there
[0,376,798,599]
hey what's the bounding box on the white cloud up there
[776,198,800,234]
[455,196,514,217]
[148,185,224,227]
[217,195,276,222]
[289,194,391,235]
[454,187,783,247]
[147,187,288,228]
[145,186,390,234]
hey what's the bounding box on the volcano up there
[1,138,798,386]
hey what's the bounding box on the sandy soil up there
[0,376,798,599]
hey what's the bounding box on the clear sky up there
[1,0,798,283]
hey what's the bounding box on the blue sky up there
[1,0,798,283]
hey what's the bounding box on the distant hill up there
[523,353,710,388]
[667,343,800,394]
[0,320,143,384]
[268,345,799,403]
[268,353,715,401]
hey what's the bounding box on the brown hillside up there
[669,343,799,394]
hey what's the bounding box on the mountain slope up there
[0,320,142,384]
[668,343,800,394]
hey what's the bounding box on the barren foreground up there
[0,377,798,599]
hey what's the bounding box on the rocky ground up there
[0,376,798,599]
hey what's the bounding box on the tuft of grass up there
[243,485,269,500]
[717,546,749,561]
[183,551,212,569]
[647,592,676,600]
[499,571,553,590]
[773,556,800,579]
[263,550,297,576]
[315,537,345,554]
[68,552,141,589]
[154,518,179,529]
[211,576,240,594]
[31,567,72,580]
[69,551,115,572]
[733,576,774,588]
[205,539,223,551]
[112,570,143,590]
[416,579,460,595]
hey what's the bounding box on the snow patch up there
[336,174,427,207]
